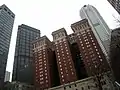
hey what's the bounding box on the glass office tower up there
[80,5,111,60]
[12,24,40,84]
[0,4,15,85]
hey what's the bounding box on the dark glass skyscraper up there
[0,4,15,85]
[108,0,120,14]
[110,27,120,83]
[12,24,40,84]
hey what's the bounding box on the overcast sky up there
[0,0,119,81]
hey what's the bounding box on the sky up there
[0,0,119,81]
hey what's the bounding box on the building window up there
[63,61,65,63]
[96,49,98,51]
[46,80,48,83]
[85,39,88,42]
[39,65,42,67]
[80,41,82,43]
[66,49,68,51]
[100,59,103,61]
[65,67,67,70]
[90,37,93,40]
[94,46,97,48]
[39,59,42,61]
[89,51,93,54]
[40,71,43,74]
[55,44,58,46]
[86,42,89,44]
[40,74,43,77]
[69,62,71,64]
[45,73,47,75]
[40,78,43,80]
[45,70,47,72]
[40,68,43,70]
[88,48,92,51]
[93,43,95,45]
[72,72,74,75]
[82,47,85,49]
[97,52,99,55]
[99,55,101,58]
[83,34,86,36]
[40,81,44,84]
[79,38,81,40]
[84,36,87,39]
[87,45,90,47]
[95,65,97,68]
[4,8,7,11]
[59,62,61,64]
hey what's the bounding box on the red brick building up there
[32,19,110,89]
[71,19,110,76]
[52,28,77,84]
[32,36,59,89]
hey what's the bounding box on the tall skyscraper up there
[110,27,120,83]
[12,24,40,84]
[52,28,77,84]
[71,19,110,76]
[80,5,111,60]
[33,36,59,89]
[0,4,15,85]
[108,0,120,14]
